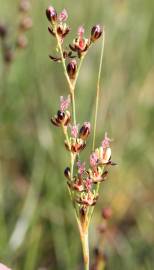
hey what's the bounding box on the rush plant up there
[45,5,116,270]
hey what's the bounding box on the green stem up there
[92,31,105,151]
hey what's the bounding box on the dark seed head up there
[64,167,71,180]
[91,25,102,42]
[0,23,7,39]
[46,6,57,23]
[57,110,65,120]
[79,122,91,140]
[67,60,77,80]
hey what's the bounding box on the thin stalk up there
[55,31,72,91]
[71,91,76,125]
[78,223,89,270]
[92,31,105,151]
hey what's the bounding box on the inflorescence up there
[46,4,116,269]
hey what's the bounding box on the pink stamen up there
[70,124,79,138]
[84,122,91,130]
[77,161,86,174]
[60,95,70,112]
[78,26,85,37]
[102,132,111,149]
[85,178,92,191]
[90,152,98,167]
[58,9,68,22]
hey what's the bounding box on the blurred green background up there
[0,0,154,269]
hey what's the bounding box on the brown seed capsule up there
[91,25,102,42]
[17,35,28,49]
[4,48,14,63]
[51,110,71,127]
[64,167,71,180]
[79,122,91,140]
[0,23,7,38]
[67,60,77,80]
[56,24,70,39]
[20,17,33,30]
[102,207,112,220]
[46,6,57,23]
[19,0,31,12]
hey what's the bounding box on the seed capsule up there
[4,48,14,63]
[91,25,102,42]
[79,122,91,140]
[51,110,71,127]
[64,167,71,180]
[20,17,33,30]
[19,0,31,12]
[17,35,28,48]
[102,207,112,220]
[46,6,57,23]
[67,60,77,80]
[0,24,7,39]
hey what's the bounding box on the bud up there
[17,35,28,48]
[79,122,91,140]
[102,207,112,220]
[20,17,33,30]
[0,23,7,38]
[64,167,71,180]
[67,60,77,80]
[46,6,57,23]
[91,25,102,42]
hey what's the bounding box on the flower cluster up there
[0,0,32,65]
[46,5,102,80]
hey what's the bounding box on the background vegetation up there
[0,0,154,269]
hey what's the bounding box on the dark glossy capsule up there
[46,6,57,23]
[64,167,71,180]
[67,60,77,80]
[91,25,102,42]
[79,122,90,140]
[57,110,65,121]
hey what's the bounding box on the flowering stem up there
[92,31,105,151]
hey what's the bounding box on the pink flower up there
[0,264,11,270]
[85,178,92,191]
[77,161,86,174]
[90,152,98,167]
[70,124,79,138]
[60,95,70,112]
[102,132,111,149]
[83,122,91,130]
[58,9,68,22]
[78,26,84,37]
